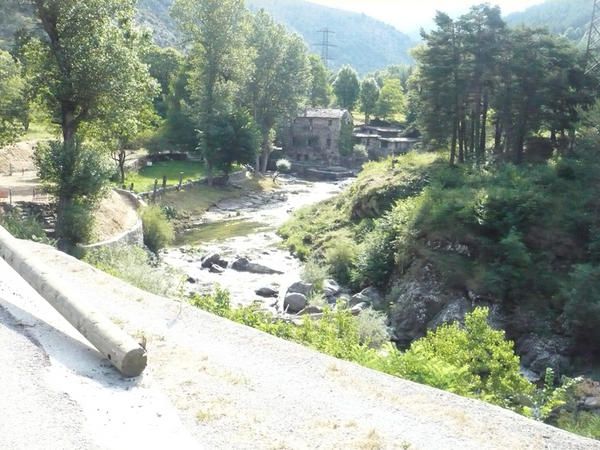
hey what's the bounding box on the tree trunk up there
[450,118,457,165]
[479,92,489,163]
[494,117,502,153]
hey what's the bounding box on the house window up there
[304,154,310,161]
[328,119,333,126]
[381,141,389,149]
[326,138,331,149]
[292,137,301,146]
[296,153,301,160]
[308,137,319,148]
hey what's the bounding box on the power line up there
[585,0,600,76]
[315,28,336,69]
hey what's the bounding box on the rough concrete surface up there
[1,237,600,449]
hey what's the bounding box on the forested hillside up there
[506,0,593,42]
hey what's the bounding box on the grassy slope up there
[280,150,600,350]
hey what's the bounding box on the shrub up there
[301,259,328,291]
[324,233,357,285]
[356,308,389,348]
[0,209,54,245]
[83,245,180,297]
[62,200,96,245]
[561,264,600,346]
[275,158,291,173]
[384,307,533,411]
[353,217,395,288]
[141,205,175,253]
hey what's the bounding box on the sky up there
[307,0,546,34]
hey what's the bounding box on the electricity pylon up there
[315,28,336,69]
[585,0,600,76]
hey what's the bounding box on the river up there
[161,175,350,308]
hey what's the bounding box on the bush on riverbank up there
[141,205,174,253]
[190,289,570,418]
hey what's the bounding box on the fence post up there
[162,175,167,190]
[178,172,183,191]
[152,179,158,203]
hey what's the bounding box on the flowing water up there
[161,175,349,308]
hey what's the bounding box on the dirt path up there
[1,237,598,449]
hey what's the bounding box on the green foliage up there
[324,232,357,285]
[308,54,332,107]
[333,65,360,111]
[34,140,114,247]
[359,78,379,123]
[172,0,249,176]
[23,0,157,245]
[141,205,175,253]
[0,209,53,245]
[415,5,596,164]
[561,264,600,345]
[83,245,180,297]
[0,50,27,146]
[191,293,537,414]
[209,111,260,175]
[556,411,600,440]
[301,260,327,292]
[245,10,310,173]
[375,78,405,120]
[356,308,389,349]
[384,307,533,411]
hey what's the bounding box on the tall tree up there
[143,46,183,118]
[308,54,332,107]
[245,10,310,173]
[376,78,406,121]
[172,0,249,183]
[0,50,27,147]
[333,65,360,111]
[359,78,379,124]
[25,0,157,246]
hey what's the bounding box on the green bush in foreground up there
[141,205,175,253]
[191,289,544,413]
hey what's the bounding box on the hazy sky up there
[307,0,546,34]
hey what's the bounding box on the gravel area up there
[1,237,599,449]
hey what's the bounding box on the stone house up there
[284,108,353,165]
[353,125,419,159]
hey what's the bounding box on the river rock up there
[350,287,384,309]
[231,257,283,275]
[323,279,341,298]
[351,302,369,316]
[201,253,228,269]
[209,264,225,274]
[298,305,324,315]
[255,286,279,298]
[286,281,313,296]
[186,276,197,284]
[516,334,572,378]
[284,293,307,314]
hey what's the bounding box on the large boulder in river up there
[201,253,228,269]
[323,279,341,298]
[284,293,307,314]
[231,257,283,275]
[286,281,313,297]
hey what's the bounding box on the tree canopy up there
[333,65,360,111]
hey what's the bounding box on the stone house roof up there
[300,108,349,119]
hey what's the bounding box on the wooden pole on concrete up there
[0,226,147,377]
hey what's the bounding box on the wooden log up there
[0,226,147,377]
